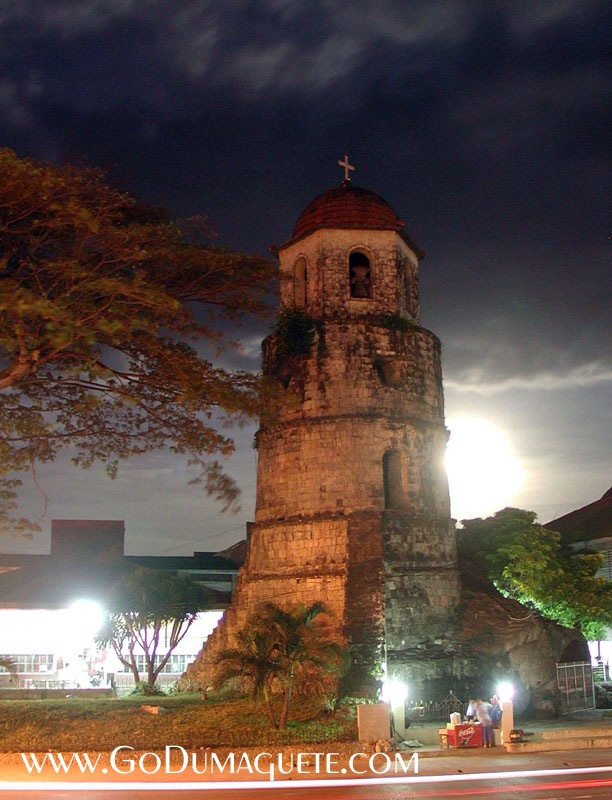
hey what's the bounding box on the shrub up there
[273,308,316,358]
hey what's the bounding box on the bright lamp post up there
[496,682,515,745]
[382,679,408,738]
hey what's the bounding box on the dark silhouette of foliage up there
[0,148,276,533]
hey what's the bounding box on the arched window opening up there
[383,450,406,509]
[404,263,412,312]
[404,261,419,318]
[374,357,403,388]
[294,257,307,306]
[349,251,371,298]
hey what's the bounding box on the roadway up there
[1,748,612,799]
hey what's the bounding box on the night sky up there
[2,0,610,555]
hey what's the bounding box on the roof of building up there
[215,539,247,566]
[545,486,612,544]
[278,181,424,256]
[0,521,240,609]
[127,552,238,572]
[0,557,233,609]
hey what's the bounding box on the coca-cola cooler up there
[446,722,483,747]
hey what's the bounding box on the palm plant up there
[213,628,283,728]
[214,602,348,729]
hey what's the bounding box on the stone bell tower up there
[186,167,589,709]
[258,175,462,684]
[187,170,462,691]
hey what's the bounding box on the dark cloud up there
[1,0,610,549]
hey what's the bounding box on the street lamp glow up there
[497,682,515,702]
[69,599,105,636]
[381,679,408,707]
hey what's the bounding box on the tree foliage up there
[0,656,16,675]
[0,148,275,533]
[96,567,212,689]
[458,507,612,639]
[213,602,348,729]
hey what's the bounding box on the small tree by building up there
[458,507,612,638]
[213,602,348,729]
[97,567,213,692]
[0,657,16,677]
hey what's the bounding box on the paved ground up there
[0,712,611,780]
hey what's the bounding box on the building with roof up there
[546,487,612,564]
[546,487,612,671]
[0,520,241,691]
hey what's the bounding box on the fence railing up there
[592,663,611,684]
[405,691,464,724]
[556,661,595,712]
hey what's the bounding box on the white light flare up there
[69,599,105,637]
[497,681,515,702]
[445,417,523,522]
[381,679,408,707]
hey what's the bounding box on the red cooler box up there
[447,722,482,748]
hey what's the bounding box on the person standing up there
[490,694,503,728]
[476,698,494,747]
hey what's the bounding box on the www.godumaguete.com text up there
[21,747,418,779]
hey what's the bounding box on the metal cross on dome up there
[338,154,355,181]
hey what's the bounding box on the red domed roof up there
[293,182,404,239]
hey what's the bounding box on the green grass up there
[0,693,358,752]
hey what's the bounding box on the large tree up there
[0,148,275,533]
[96,567,212,691]
[458,507,612,639]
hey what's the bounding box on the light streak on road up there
[391,776,612,796]
[0,764,612,792]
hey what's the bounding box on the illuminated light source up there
[69,599,105,636]
[445,417,523,521]
[381,679,408,707]
[497,682,515,702]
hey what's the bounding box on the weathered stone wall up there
[453,566,590,715]
[383,511,461,670]
[255,416,449,522]
[344,513,386,685]
[261,320,444,421]
[280,229,419,322]
[186,224,459,688]
[257,316,449,524]
[183,513,385,687]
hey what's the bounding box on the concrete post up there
[357,703,391,741]
[390,702,407,739]
[501,700,514,746]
